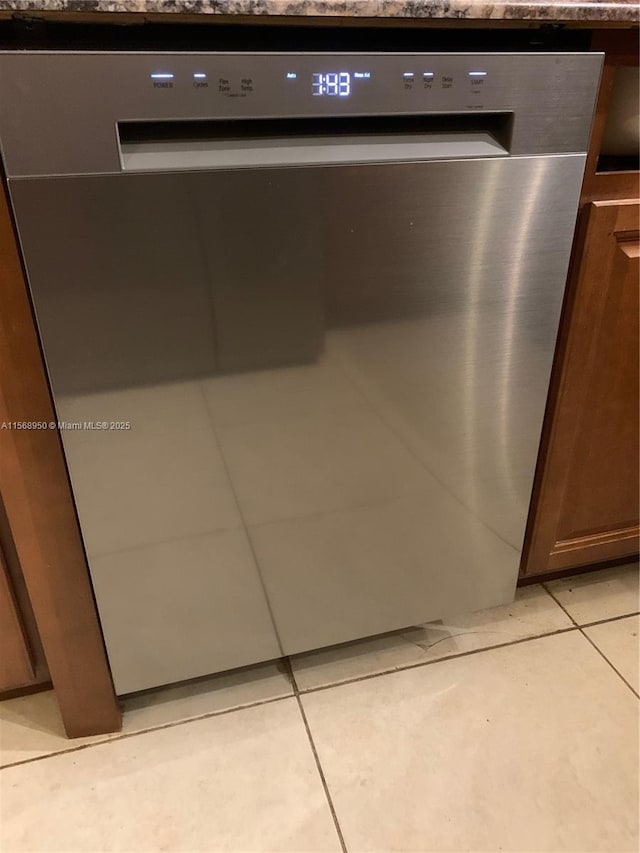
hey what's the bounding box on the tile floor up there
[1,562,638,853]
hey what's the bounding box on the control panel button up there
[150,72,174,89]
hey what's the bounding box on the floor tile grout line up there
[579,629,640,699]
[0,692,293,772]
[539,584,588,630]
[295,695,349,853]
[539,581,565,607]
[2,622,581,770]
[6,605,630,773]
[284,659,349,853]
[542,584,640,700]
[296,625,580,696]
[578,610,640,629]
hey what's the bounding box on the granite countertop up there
[0,0,637,24]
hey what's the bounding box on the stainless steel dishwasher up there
[0,50,601,694]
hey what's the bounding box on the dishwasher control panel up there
[147,63,489,101]
[138,54,499,109]
[0,51,603,177]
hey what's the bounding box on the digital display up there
[313,72,351,97]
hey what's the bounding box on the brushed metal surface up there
[1,49,599,692]
[121,132,508,171]
[225,153,586,653]
[10,170,325,393]
[0,51,602,177]
[9,152,586,689]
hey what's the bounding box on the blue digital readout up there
[313,72,351,97]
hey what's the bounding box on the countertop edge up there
[0,1,638,26]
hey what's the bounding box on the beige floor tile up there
[302,631,639,853]
[546,562,639,625]
[293,630,428,693]
[1,698,341,853]
[0,661,291,768]
[584,615,639,693]
[292,584,572,691]
[0,692,112,769]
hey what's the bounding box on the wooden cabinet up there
[0,498,51,694]
[522,200,639,577]
[0,543,35,691]
[520,29,639,580]
[0,176,121,733]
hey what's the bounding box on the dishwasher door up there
[10,149,585,689]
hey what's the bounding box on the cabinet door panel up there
[556,238,638,541]
[522,200,640,576]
